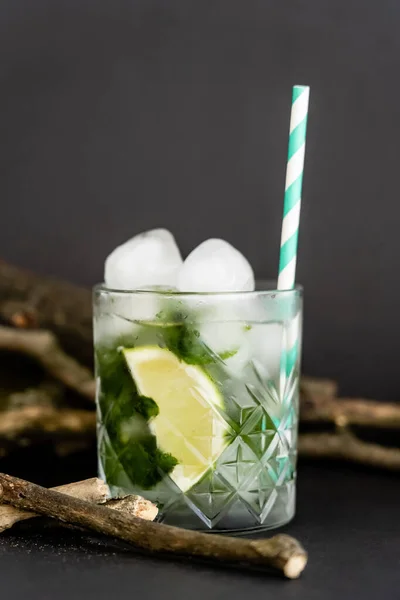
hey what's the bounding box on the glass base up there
[109,479,296,534]
[158,482,295,533]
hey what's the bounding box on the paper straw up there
[277,85,310,291]
[278,85,309,380]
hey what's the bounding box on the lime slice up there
[123,346,229,492]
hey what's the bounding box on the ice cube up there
[199,321,251,368]
[198,320,284,379]
[177,239,255,292]
[94,289,166,346]
[237,322,286,418]
[249,322,284,381]
[105,228,183,290]
[93,311,139,346]
[192,296,253,374]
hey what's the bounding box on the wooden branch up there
[0,473,307,579]
[0,262,93,366]
[105,495,158,521]
[1,382,62,411]
[0,404,95,441]
[0,326,95,401]
[0,477,107,532]
[0,385,95,457]
[298,431,400,470]
[300,376,338,400]
[0,477,157,533]
[300,395,400,429]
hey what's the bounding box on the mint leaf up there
[161,323,217,365]
[219,348,238,360]
[152,319,237,366]
[97,345,177,490]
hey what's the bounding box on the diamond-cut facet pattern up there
[99,360,298,532]
[216,438,260,488]
[185,471,236,527]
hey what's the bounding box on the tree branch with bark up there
[0,473,307,579]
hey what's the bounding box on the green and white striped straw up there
[278,85,309,378]
[278,85,309,291]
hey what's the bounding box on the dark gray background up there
[1,0,399,399]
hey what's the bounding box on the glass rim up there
[94,282,303,298]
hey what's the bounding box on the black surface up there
[1,462,399,599]
[1,0,400,400]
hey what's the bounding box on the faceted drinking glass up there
[94,284,302,533]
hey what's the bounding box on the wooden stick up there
[0,261,93,366]
[0,477,157,532]
[0,326,95,400]
[1,383,62,411]
[300,395,400,429]
[0,473,307,579]
[0,477,107,531]
[0,400,95,459]
[0,404,95,441]
[298,431,400,470]
[300,376,338,400]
